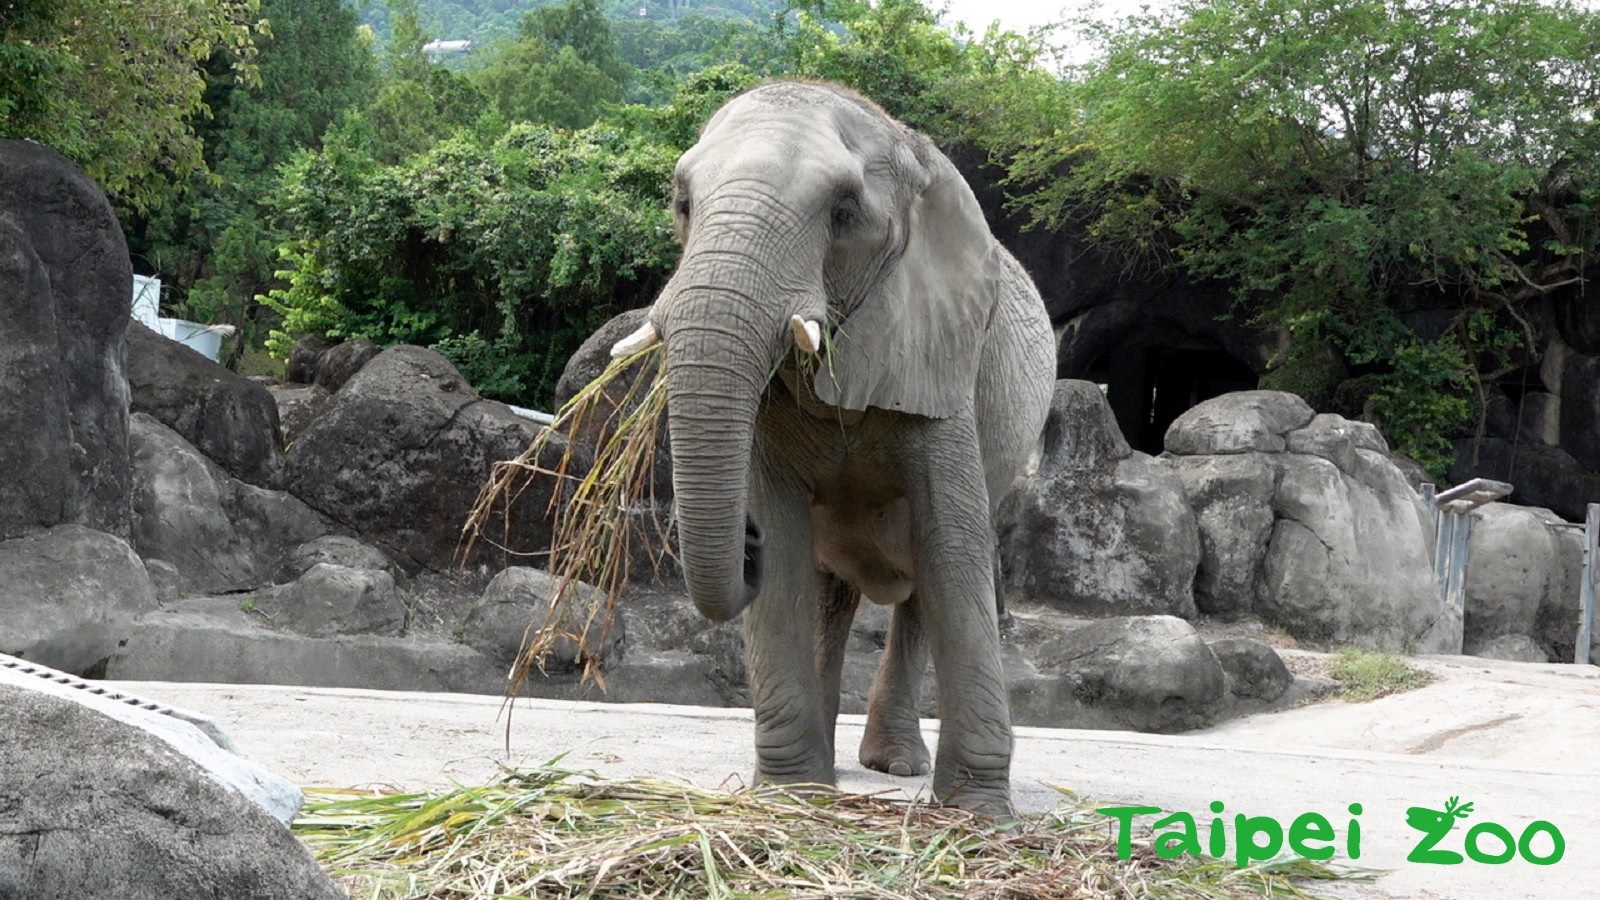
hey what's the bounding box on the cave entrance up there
[1082,342,1260,454]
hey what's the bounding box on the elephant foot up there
[753,758,837,791]
[935,783,1017,822]
[859,725,931,777]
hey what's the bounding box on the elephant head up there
[611,82,1002,623]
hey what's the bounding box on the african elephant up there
[610,82,1055,816]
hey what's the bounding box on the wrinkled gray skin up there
[649,83,1055,817]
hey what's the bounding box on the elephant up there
[609,81,1055,816]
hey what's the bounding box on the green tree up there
[1002,0,1600,474]
[0,0,264,212]
[262,69,761,405]
[135,0,377,359]
[474,0,632,129]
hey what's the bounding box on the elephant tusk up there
[609,320,660,358]
[790,315,822,354]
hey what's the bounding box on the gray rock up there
[1170,453,1276,615]
[0,658,302,823]
[1034,615,1225,732]
[278,534,398,583]
[269,382,330,444]
[126,321,283,487]
[1464,503,1580,654]
[1285,412,1381,472]
[129,414,329,593]
[1164,390,1314,455]
[282,346,561,572]
[1002,451,1200,619]
[463,567,623,671]
[1467,633,1551,663]
[315,337,381,391]
[143,558,184,603]
[286,333,334,384]
[1260,453,1444,650]
[0,526,157,674]
[1036,379,1132,472]
[554,308,672,499]
[0,141,131,541]
[0,684,341,899]
[108,600,504,692]
[254,564,406,637]
[1207,637,1293,701]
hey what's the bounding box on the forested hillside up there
[3,0,1597,481]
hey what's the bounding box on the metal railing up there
[1420,478,1512,655]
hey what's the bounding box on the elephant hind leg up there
[859,595,932,777]
[814,573,860,755]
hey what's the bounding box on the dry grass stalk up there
[296,767,1344,899]
[460,344,670,695]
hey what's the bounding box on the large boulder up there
[1167,392,1449,650]
[1170,453,1276,614]
[252,563,407,637]
[285,333,335,384]
[462,566,623,671]
[0,683,341,899]
[277,534,399,583]
[1261,452,1443,649]
[129,414,329,594]
[554,308,672,498]
[0,525,158,674]
[269,382,330,443]
[0,141,131,541]
[1029,615,1227,732]
[1000,381,1200,618]
[1462,502,1582,658]
[125,321,283,487]
[1164,390,1314,456]
[314,337,380,392]
[281,346,560,571]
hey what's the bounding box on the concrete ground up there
[115,655,1598,900]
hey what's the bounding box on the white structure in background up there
[423,39,472,60]
[130,274,235,363]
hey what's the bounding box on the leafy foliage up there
[1001,0,1600,472]
[261,78,765,405]
[132,0,377,360]
[474,0,631,129]
[0,0,264,212]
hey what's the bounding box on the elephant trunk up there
[661,247,787,623]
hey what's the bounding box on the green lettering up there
[1518,820,1565,866]
[1208,802,1226,858]
[1234,814,1284,868]
[1346,803,1362,860]
[1465,822,1516,865]
[1287,812,1335,861]
[1097,806,1161,859]
[1152,811,1200,859]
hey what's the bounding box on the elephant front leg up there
[905,418,1015,818]
[744,479,835,788]
[860,595,932,777]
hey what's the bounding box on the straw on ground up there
[296,766,1340,899]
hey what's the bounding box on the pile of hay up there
[296,767,1339,899]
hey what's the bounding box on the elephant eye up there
[675,196,691,219]
[831,197,859,229]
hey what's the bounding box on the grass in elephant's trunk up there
[460,343,671,695]
[296,766,1345,898]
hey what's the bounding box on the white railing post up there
[1578,503,1598,665]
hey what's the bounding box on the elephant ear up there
[813,150,1000,419]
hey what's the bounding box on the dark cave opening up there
[1081,341,1261,454]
